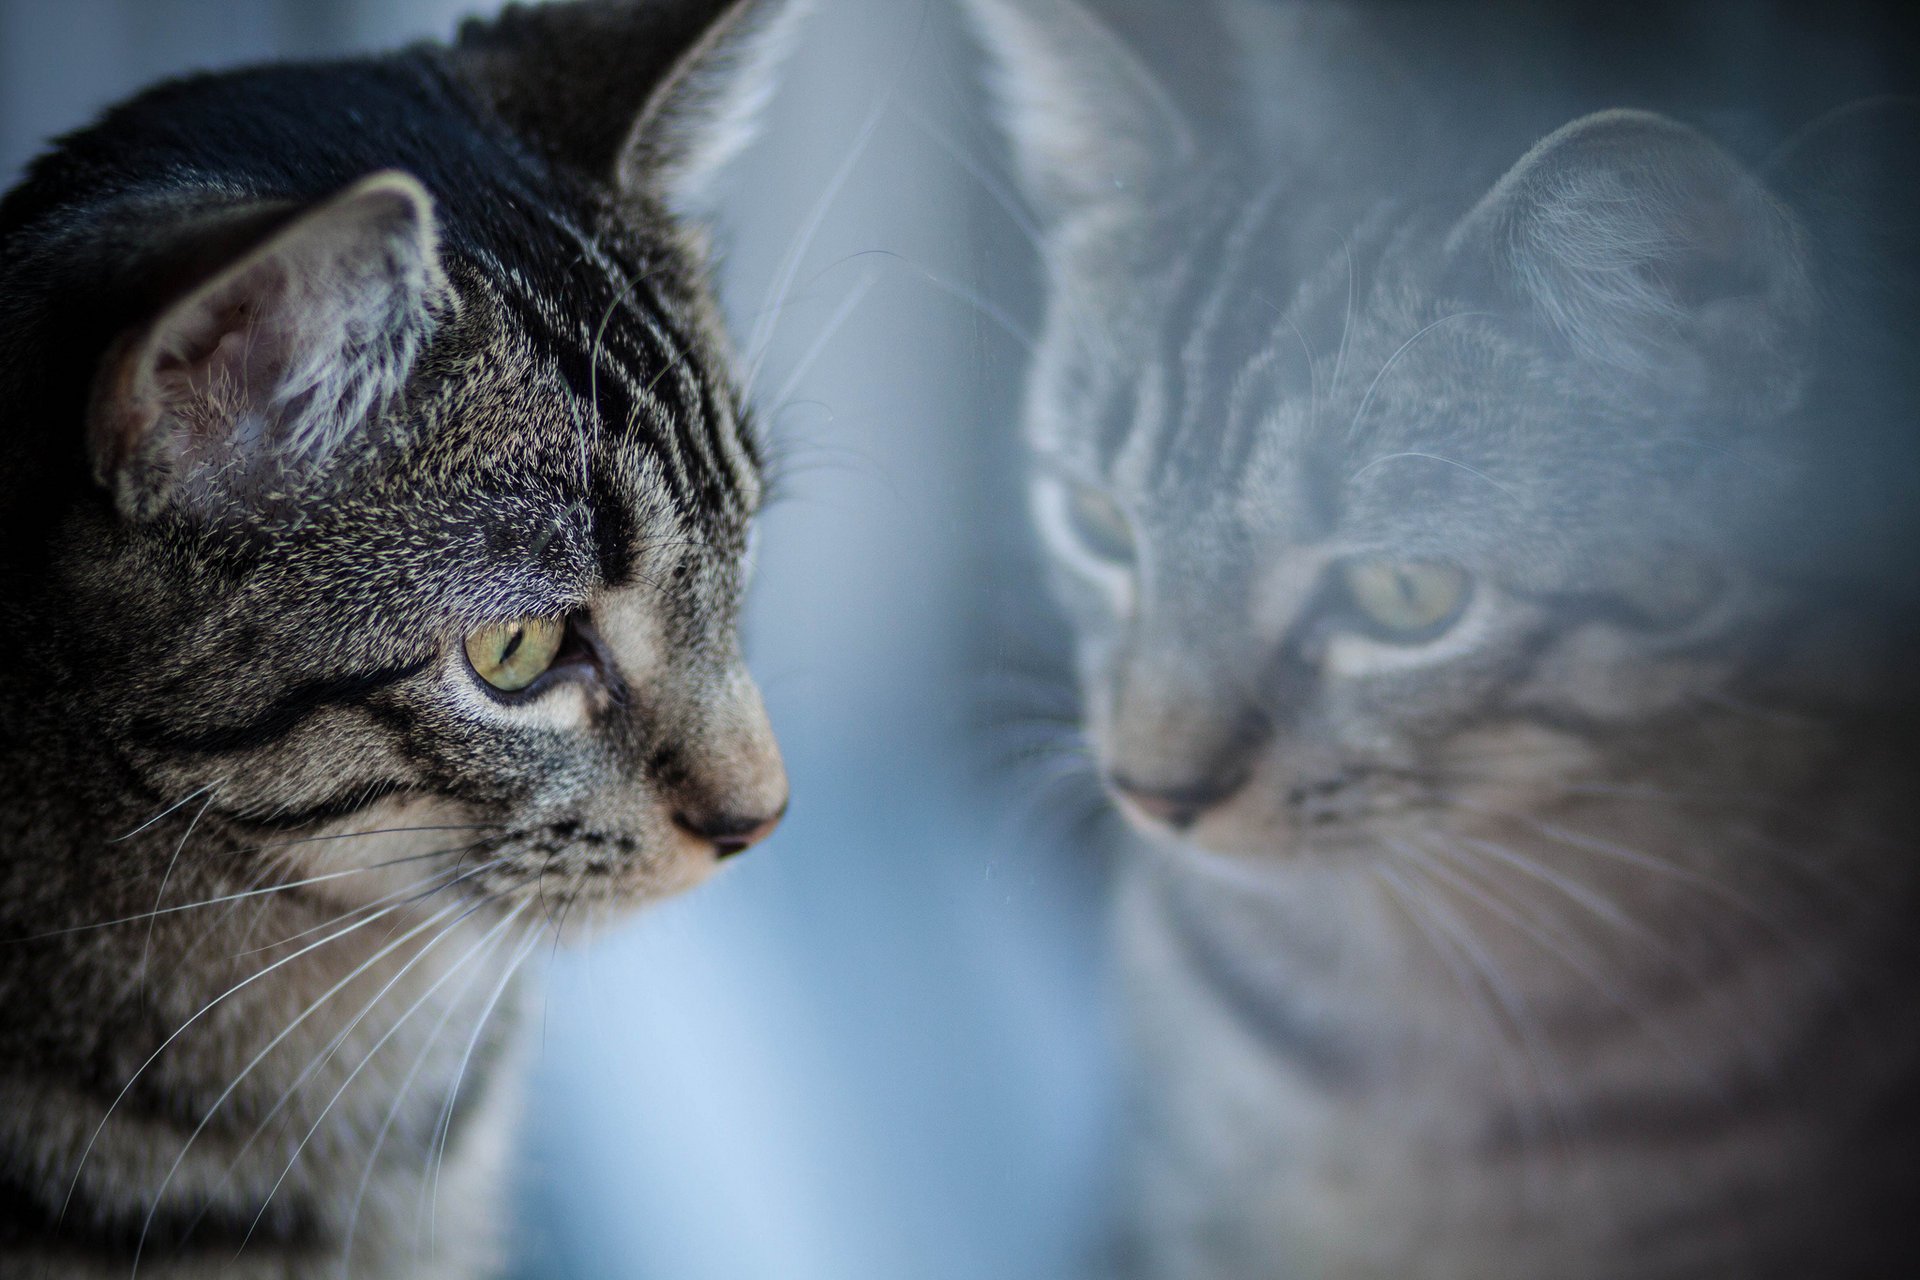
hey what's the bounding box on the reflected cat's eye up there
[465,616,567,694]
[1066,484,1136,563]
[1342,560,1471,641]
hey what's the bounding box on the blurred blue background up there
[1,1,1112,1277]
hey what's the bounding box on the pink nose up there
[675,805,787,859]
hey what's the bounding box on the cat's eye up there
[1341,559,1472,641]
[465,616,567,694]
[1066,484,1136,563]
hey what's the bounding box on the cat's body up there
[0,3,799,1275]
[969,2,1920,1276]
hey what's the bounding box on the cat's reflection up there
[970,1,1920,1275]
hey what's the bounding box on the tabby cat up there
[968,1,1920,1276]
[0,1,800,1275]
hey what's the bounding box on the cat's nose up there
[675,803,787,859]
[1108,772,1244,831]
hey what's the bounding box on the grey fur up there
[969,1,1920,1276]
[0,1,802,1275]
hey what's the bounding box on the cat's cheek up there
[278,793,486,911]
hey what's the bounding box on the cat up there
[966,1,1920,1276]
[0,1,804,1275]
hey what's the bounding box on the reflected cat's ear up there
[88,171,443,521]
[1447,109,1815,411]
[452,0,809,216]
[964,0,1193,226]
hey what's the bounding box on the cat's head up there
[971,0,1913,864]
[0,0,807,917]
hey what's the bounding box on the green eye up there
[465,616,567,694]
[1066,484,1136,563]
[1342,559,1471,641]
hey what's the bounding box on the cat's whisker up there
[1415,834,1733,1101]
[418,920,548,1250]
[829,247,1039,353]
[130,897,477,1276]
[1343,311,1491,441]
[1388,853,1590,1205]
[1460,802,1848,969]
[767,268,881,411]
[1347,450,1522,503]
[229,847,508,958]
[743,69,901,397]
[5,835,505,944]
[584,262,667,490]
[340,910,530,1278]
[138,788,221,991]
[231,900,529,1266]
[110,781,223,844]
[1449,833,1643,938]
[189,889,524,1264]
[1327,232,1356,398]
[1371,862,1556,1191]
[899,100,1061,286]
[58,855,508,1222]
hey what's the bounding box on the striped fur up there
[970,2,1920,1276]
[0,2,802,1275]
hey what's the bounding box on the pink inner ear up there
[147,267,301,466]
[90,172,438,518]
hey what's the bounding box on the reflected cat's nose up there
[1108,772,1245,831]
[675,803,787,859]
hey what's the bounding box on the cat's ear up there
[452,0,809,215]
[88,171,443,520]
[1448,109,1815,410]
[963,0,1193,226]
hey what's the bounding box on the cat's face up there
[4,0,803,920]
[975,2,1847,865]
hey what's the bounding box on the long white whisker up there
[230,844,504,958]
[340,908,530,1278]
[111,782,219,844]
[129,898,472,1276]
[140,789,219,988]
[1344,311,1489,440]
[768,269,879,411]
[235,902,528,1262]
[58,857,499,1221]
[8,838,500,943]
[742,0,938,395]
[418,920,546,1251]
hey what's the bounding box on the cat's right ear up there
[963,0,1193,227]
[450,0,809,217]
[88,172,443,521]
[1445,110,1815,414]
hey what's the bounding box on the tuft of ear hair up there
[451,0,810,217]
[1447,109,1815,415]
[962,0,1193,228]
[87,171,443,522]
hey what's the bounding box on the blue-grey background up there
[0,2,1111,1277]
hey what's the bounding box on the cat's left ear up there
[452,0,810,216]
[89,171,444,521]
[1447,109,1816,412]
[963,0,1194,228]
